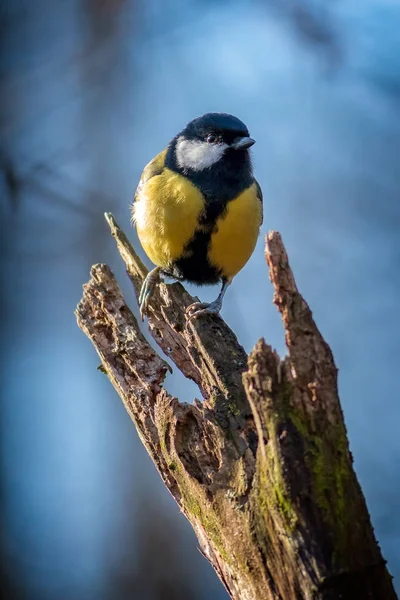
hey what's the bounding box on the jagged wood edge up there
[75,216,397,600]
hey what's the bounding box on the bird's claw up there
[185,300,223,321]
[138,268,161,321]
[139,290,151,321]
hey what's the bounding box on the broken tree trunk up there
[75,213,396,600]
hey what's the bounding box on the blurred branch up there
[266,0,342,67]
[0,153,20,211]
[76,214,396,600]
[107,491,203,600]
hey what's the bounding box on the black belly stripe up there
[170,194,236,284]
[171,231,220,284]
[165,139,255,285]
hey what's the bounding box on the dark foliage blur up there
[1,1,399,598]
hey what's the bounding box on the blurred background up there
[1,0,399,598]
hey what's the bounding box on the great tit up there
[132,112,263,320]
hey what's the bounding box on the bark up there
[75,213,396,600]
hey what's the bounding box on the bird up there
[131,112,263,321]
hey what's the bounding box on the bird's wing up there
[133,148,167,204]
[254,178,263,225]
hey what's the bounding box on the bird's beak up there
[231,136,256,150]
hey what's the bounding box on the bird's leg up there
[138,267,162,321]
[186,278,231,320]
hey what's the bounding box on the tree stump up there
[75,214,396,600]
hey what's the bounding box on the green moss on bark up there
[280,381,353,567]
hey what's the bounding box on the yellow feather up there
[134,162,205,269]
[208,183,262,279]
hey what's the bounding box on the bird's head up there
[173,113,255,172]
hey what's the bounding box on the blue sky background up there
[1,1,399,598]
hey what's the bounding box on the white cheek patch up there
[175,136,228,171]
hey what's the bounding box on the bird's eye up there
[206,134,216,143]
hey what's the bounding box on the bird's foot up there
[185,298,223,321]
[138,268,161,321]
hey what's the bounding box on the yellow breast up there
[208,183,262,279]
[133,159,205,269]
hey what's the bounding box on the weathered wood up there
[76,214,396,600]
